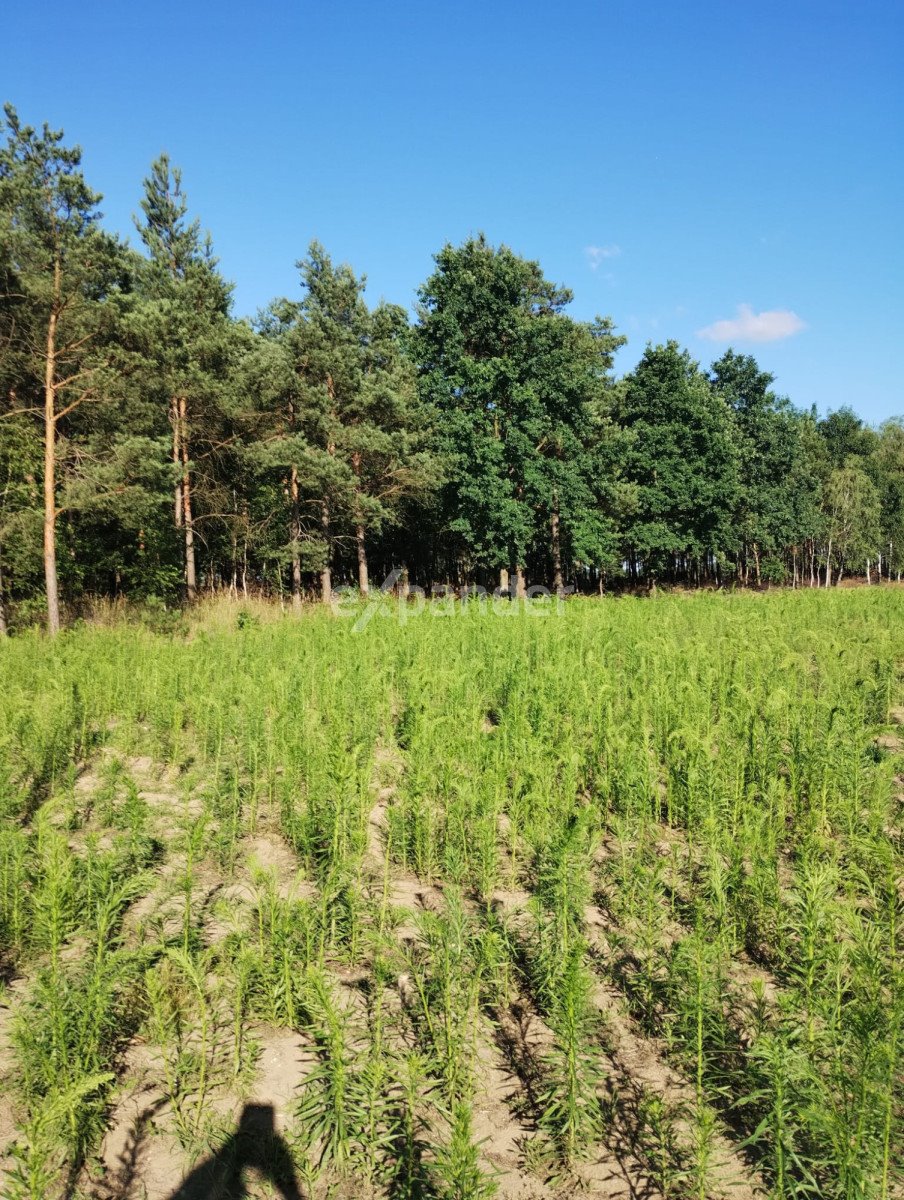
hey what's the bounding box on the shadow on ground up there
[166,1104,302,1200]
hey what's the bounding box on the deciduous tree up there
[617,342,739,584]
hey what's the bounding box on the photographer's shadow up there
[167,1103,302,1199]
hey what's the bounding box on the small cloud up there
[585,244,621,270]
[697,304,806,343]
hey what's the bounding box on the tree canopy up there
[1,104,901,630]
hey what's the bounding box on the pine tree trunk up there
[551,494,564,598]
[182,481,197,599]
[0,551,7,636]
[321,385,338,606]
[43,285,60,637]
[349,451,369,597]
[289,401,302,610]
[178,397,197,600]
[320,499,331,604]
[290,462,302,611]
[171,398,183,530]
[356,524,369,596]
[515,565,526,598]
[499,567,509,594]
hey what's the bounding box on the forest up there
[1,103,902,635]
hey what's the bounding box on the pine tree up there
[268,242,434,603]
[131,155,234,600]
[0,105,127,632]
[241,300,310,607]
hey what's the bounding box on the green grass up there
[0,589,901,1199]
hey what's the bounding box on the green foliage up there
[1,96,904,1200]
[2,104,903,613]
[433,1100,497,1200]
[0,593,902,1197]
[617,341,740,576]
[250,241,438,600]
[415,234,624,580]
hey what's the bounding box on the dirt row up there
[0,739,774,1200]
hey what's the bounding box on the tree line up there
[1,104,902,634]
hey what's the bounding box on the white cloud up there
[696,304,806,343]
[585,244,621,270]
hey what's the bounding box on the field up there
[0,591,902,1200]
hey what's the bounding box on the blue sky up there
[4,0,902,420]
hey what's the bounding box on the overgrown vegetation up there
[0,589,901,1198]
